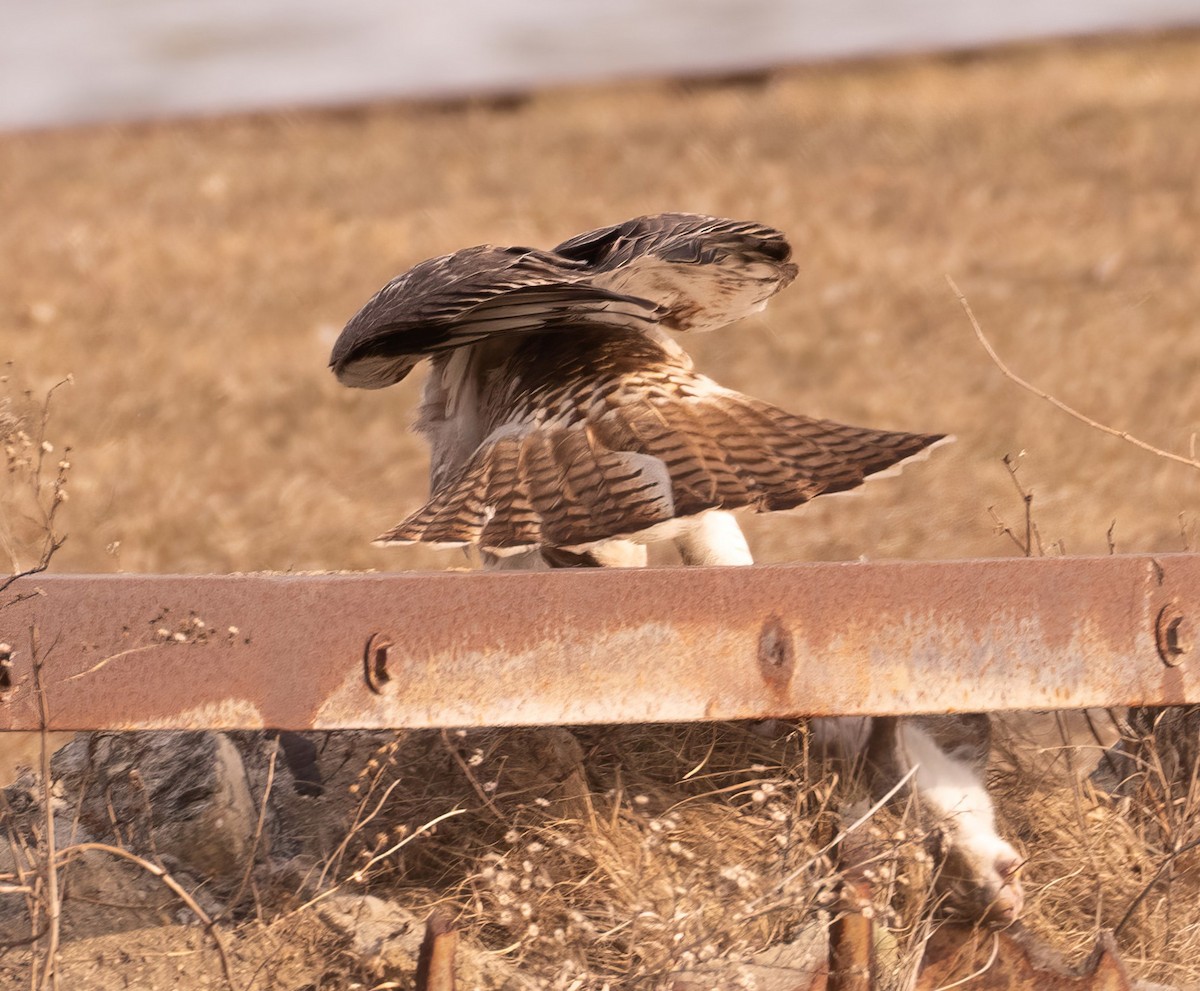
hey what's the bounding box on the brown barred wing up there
[375,388,946,554]
[331,244,663,389]
[553,213,798,333]
[373,426,675,554]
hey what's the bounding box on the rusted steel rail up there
[0,554,1195,731]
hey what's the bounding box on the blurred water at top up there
[3,0,1199,130]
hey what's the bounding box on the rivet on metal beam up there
[364,632,394,694]
[1155,606,1190,667]
[757,616,795,690]
[0,642,12,694]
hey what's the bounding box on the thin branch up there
[33,629,59,991]
[745,764,919,912]
[64,643,165,682]
[947,276,1200,472]
[54,842,237,990]
[289,806,467,918]
[1113,832,1200,939]
[1,377,72,596]
[311,775,405,895]
[215,744,278,924]
[440,728,505,820]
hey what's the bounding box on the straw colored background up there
[3,32,1197,576]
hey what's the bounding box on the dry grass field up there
[3,32,1198,575]
[3,28,1200,990]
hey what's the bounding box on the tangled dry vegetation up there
[2,385,1198,989]
[2,28,1200,991]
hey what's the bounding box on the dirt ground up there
[2,28,1200,991]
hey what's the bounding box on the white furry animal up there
[813,715,1024,923]
[331,212,1023,923]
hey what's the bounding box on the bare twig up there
[745,764,919,912]
[948,276,1200,473]
[987,453,1046,557]
[216,744,278,924]
[288,806,467,918]
[414,909,459,991]
[54,842,237,990]
[440,729,505,820]
[64,643,165,682]
[311,776,404,895]
[1,377,71,598]
[1114,833,1200,939]
[33,629,59,991]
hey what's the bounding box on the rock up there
[671,924,828,991]
[0,791,169,943]
[315,895,540,989]
[52,731,259,883]
[315,894,424,977]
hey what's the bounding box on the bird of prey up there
[330,213,947,568]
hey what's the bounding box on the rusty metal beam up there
[0,554,1196,731]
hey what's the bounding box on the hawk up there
[330,213,947,568]
[330,215,1025,923]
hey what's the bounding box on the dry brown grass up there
[297,723,945,989]
[2,31,1198,573]
[2,27,1200,990]
[989,709,1200,985]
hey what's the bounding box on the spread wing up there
[330,244,663,388]
[553,213,798,332]
[330,214,798,389]
[377,387,946,555]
